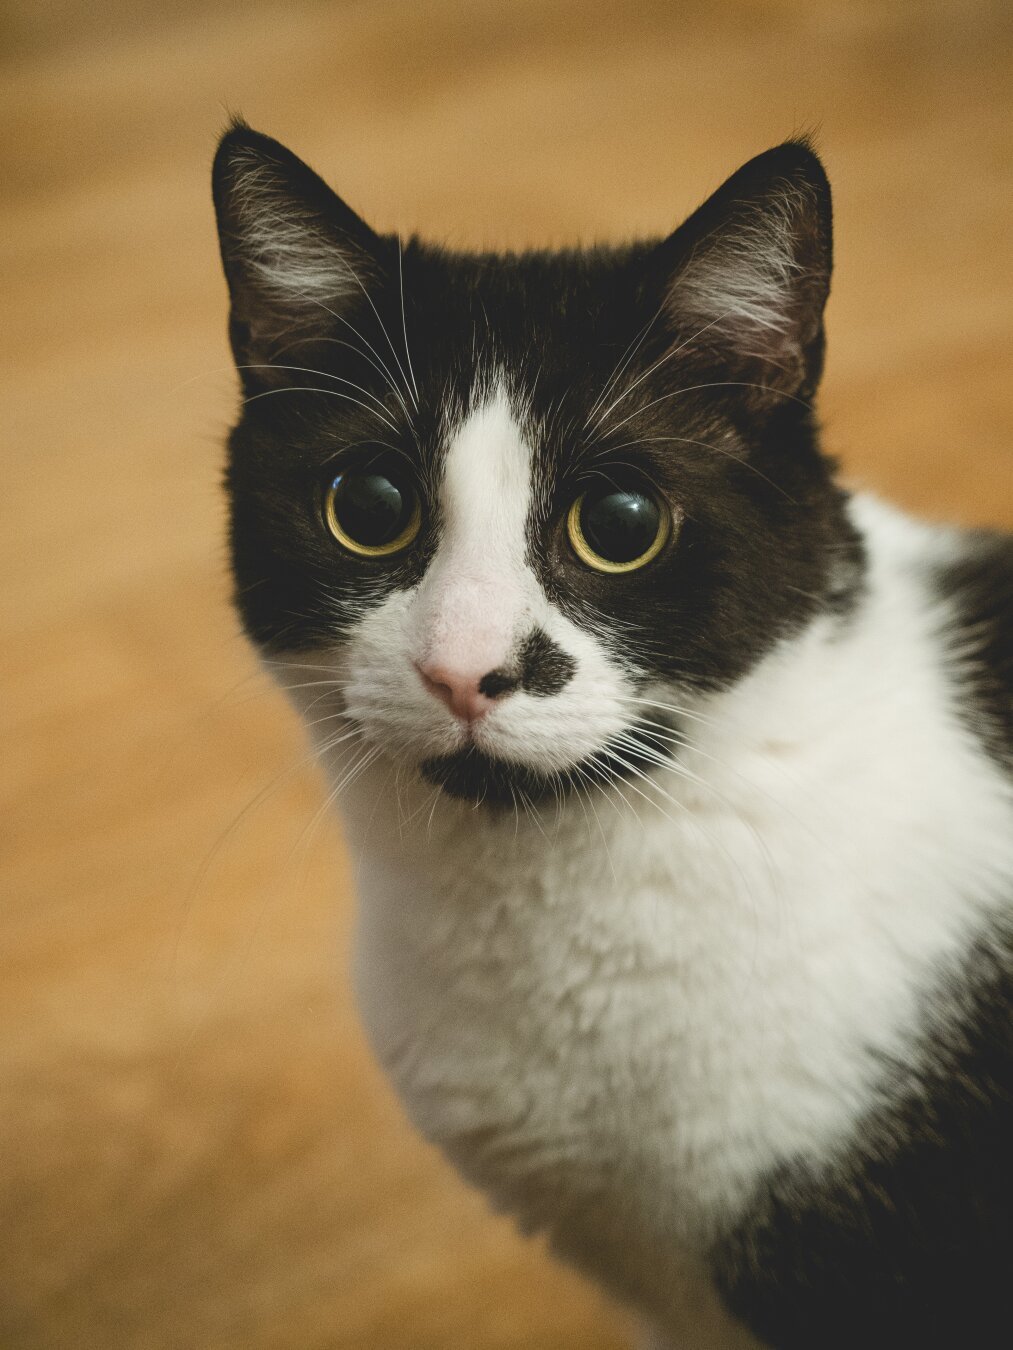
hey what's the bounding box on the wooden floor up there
[2,2,1011,1345]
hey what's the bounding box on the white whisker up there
[583,303,665,428]
[590,307,740,435]
[598,379,812,442]
[242,384,399,432]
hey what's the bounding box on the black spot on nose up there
[518,628,576,696]
[478,667,520,699]
[476,629,577,701]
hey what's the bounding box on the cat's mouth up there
[419,722,673,808]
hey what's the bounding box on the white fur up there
[410,385,534,675]
[276,395,1013,1341]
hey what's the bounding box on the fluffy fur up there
[213,122,1012,1348]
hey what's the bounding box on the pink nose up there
[415,661,502,724]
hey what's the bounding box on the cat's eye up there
[324,468,421,557]
[566,484,672,573]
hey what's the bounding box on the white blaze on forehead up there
[412,383,538,673]
[441,384,533,567]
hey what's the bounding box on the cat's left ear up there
[212,121,380,386]
[661,140,833,405]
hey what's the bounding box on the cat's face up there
[214,124,860,806]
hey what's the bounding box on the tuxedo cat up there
[212,122,1012,1348]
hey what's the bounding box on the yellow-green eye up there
[567,485,671,573]
[324,469,421,557]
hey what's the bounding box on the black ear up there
[662,140,832,404]
[212,121,380,384]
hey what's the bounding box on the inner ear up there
[212,121,382,388]
[661,140,833,405]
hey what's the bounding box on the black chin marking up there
[420,721,674,809]
[420,749,553,807]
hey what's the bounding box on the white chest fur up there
[298,500,1013,1334]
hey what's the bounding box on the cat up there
[212,120,1012,1349]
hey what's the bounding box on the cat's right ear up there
[212,121,379,388]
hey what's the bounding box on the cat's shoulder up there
[848,492,1012,766]
[932,521,1013,660]
[932,522,1013,766]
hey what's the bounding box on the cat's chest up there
[341,721,1011,1336]
[348,791,932,1247]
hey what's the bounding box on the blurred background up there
[2,1,1011,1346]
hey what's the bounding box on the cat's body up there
[213,124,1012,1347]
[303,491,1013,1350]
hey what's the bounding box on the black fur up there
[934,531,1013,770]
[519,628,577,695]
[475,628,576,700]
[420,747,554,806]
[476,668,519,699]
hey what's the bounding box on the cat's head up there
[213,122,861,808]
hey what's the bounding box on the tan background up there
[2,1,1012,1346]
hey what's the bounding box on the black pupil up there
[580,488,661,564]
[331,471,411,547]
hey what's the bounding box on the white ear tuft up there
[664,143,832,398]
[674,183,815,338]
[225,148,361,316]
[212,124,379,369]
